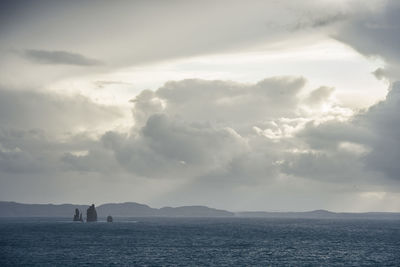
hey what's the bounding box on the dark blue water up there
[1,217,399,266]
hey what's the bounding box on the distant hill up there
[97,202,158,217]
[0,201,234,218]
[236,209,336,219]
[0,202,88,217]
[158,206,233,217]
[1,201,399,219]
[235,209,400,220]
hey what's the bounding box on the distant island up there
[1,201,400,219]
[0,201,234,218]
[72,208,83,222]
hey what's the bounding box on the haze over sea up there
[1,217,399,266]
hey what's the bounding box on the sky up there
[0,0,400,212]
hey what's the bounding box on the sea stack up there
[86,204,98,222]
[73,208,83,222]
[107,215,113,223]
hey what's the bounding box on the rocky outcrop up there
[107,215,113,222]
[86,204,97,222]
[73,208,83,222]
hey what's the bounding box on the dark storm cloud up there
[372,68,388,80]
[292,13,347,31]
[282,82,400,183]
[24,49,102,66]
[336,0,400,80]
[295,120,368,151]
[361,82,400,180]
[309,0,400,181]
[266,0,400,184]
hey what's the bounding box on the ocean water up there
[1,217,399,266]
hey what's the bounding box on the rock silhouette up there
[107,215,113,222]
[73,208,83,222]
[86,204,97,222]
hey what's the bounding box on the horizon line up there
[1,200,399,214]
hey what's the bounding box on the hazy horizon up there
[2,200,400,214]
[1,0,400,212]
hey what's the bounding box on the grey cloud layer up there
[0,88,122,132]
[283,82,400,185]
[336,0,400,80]
[24,50,102,66]
[0,0,353,88]
[362,82,400,180]
[0,87,123,175]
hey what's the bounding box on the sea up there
[1,217,399,266]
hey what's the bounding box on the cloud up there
[0,128,91,174]
[51,76,310,180]
[277,0,400,183]
[336,0,400,80]
[132,77,307,130]
[0,88,122,133]
[304,86,334,107]
[0,74,399,209]
[282,81,400,185]
[0,0,354,88]
[94,80,132,88]
[372,68,388,81]
[95,114,248,179]
[37,76,363,187]
[24,49,102,66]
[85,77,349,183]
[0,0,380,94]
[292,13,347,31]
[361,82,400,180]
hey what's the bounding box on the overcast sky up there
[1,0,400,212]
